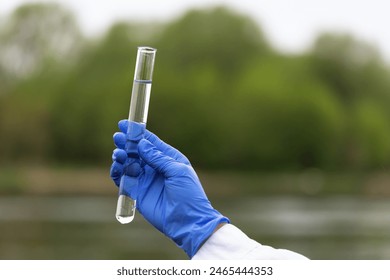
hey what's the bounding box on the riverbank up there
[1,165,389,197]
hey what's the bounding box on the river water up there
[0,195,389,259]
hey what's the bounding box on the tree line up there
[1,3,390,171]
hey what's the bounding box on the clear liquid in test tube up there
[116,46,156,224]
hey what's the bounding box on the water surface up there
[0,195,389,259]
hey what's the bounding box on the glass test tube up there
[115,46,157,224]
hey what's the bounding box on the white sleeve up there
[192,224,308,260]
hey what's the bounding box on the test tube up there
[115,46,157,224]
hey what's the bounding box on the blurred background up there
[1,0,390,259]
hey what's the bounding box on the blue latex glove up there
[112,120,145,200]
[110,120,229,258]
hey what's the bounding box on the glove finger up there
[113,132,126,149]
[144,130,190,165]
[118,119,129,134]
[110,161,124,187]
[112,148,127,164]
[138,138,179,178]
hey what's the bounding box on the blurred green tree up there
[309,33,390,168]
[0,3,82,78]
[0,3,83,162]
[217,55,345,170]
[155,7,269,81]
[49,22,156,163]
[310,33,383,104]
[149,7,270,165]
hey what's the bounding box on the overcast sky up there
[1,0,390,61]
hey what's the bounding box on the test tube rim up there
[138,46,157,53]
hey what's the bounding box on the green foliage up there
[226,56,345,170]
[0,2,82,78]
[156,7,269,80]
[1,3,390,170]
[351,100,390,168]
[49,23,136,162]
[310,33,388,104]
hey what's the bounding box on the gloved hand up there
[110,120,229,258]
